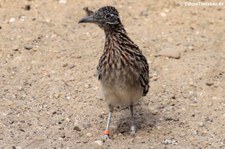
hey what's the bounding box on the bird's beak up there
[78,15,97,23]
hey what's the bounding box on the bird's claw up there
[103,134,110,140]
[130,126,136,137]
[130,130,136,137]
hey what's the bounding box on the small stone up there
[68,64,75,69]
[24,5,31,11]
[45,18,51,23]
[163,8,170,13]
[65,117,70,122]
[192,98,198,103]
[15,146,22,149]
[19,16,26,22]
[205,117,213,123]
[24,44,33,50]
[167,37,174,42]
[86,133,92,137]
[66,96,71,100]
[160,12,166,17]
[157,47,181,59]
[84,84,91,88]
[68,77,75,81]
[193,130,198,135]
[53,93,61,99]
[171,95,176,99]
[163,139,178,145]
[206,81,214,86]
[164,116,179,121]
[188,45,194,50]
[149,107,158,115]
[12,45,19,51]
[63,63,68,67]
[17,86,23,91]
[198,122,204,127]
[73,126,81,131]
[60,133,66,138]
[59,0,67,4]
[95,140,103,146]
[9,18,15,23]
[140,10,148,16]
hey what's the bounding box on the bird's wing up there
[138,54,149,96]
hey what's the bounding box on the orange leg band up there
[103,130,109,135]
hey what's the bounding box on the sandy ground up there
[0,0,225,148]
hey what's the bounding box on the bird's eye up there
[105,14,112,19]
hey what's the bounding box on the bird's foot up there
[130,126,136,137]
[103,130,110,140]
[103,134,110,140]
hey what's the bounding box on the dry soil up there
[0,0,225,148]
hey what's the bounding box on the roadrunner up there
[79,6,149,139]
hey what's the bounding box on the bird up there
[79,6,149,139]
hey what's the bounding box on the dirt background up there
[0,0,225,148]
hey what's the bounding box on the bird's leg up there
[103,104,113,140]
[130,104,136,136]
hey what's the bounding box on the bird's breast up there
[98,54,139,86]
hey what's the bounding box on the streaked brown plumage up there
[79,6,149,139]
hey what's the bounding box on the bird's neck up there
[104,25,129,51]
[104,24,126,37]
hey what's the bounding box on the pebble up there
[149,107,158,115]
[45,18,51,23]
[59,0,67,4]
[84,84,91,88]
[53,93,61,99]
[68,64,75,69]
[164,116,179,121]
[17,86,23,91]
[66,96,71,100]
[19,16,26,22]
[140,10,148,16]
[192,130,198,135]
[86,133,92,137]
[9,18,15,23]
[198,122,205,127]
[73,126,81,131]
[188,44,194,50]
[12,45,19,51]
[94,140,103,146]
[206,81,214,86]
[163,139,178,145]
[167,37,174,42]
[24,5,31,11]
[63,63,68,67]
[163,8,170,13]
[68,77,75,81]
[160,12,166,17]
[157,47,181,59]
[24,44,33,50]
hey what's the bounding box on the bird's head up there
[79,6,122,30]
